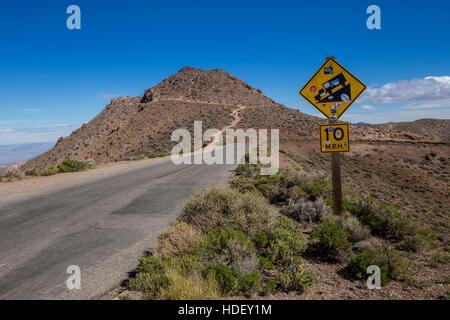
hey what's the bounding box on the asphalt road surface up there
[0,152,237,299]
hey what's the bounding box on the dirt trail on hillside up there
[224,105,246,130]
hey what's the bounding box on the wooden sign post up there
[331,152,343,215]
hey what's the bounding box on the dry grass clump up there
[161,267,221,300]
[281,197,331,225]
[156,222,201,258]
[328,214,371,243]
[180,185,276,237]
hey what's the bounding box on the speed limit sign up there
[319,123,350,153]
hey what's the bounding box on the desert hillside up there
[23,67,316,170]
[24,66,448,170]
[371,119,450,142]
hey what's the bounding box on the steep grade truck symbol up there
[314,73,351,104]
[299,57,366,121]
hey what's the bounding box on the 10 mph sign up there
[319,124,350,153]
[299,57,366,121]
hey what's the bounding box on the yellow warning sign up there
[300,57,366,121]
[319,123,350,153]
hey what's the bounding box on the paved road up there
[0,154,237,299]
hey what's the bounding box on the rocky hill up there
[370,119,450,142]
[23,66,449,170]
[24,66,316,169]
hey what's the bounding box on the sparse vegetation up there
[24,159,93,177]
[346,246,410,286]
[129,183,315,299]
[180,185,276,237]
[345,196,433,251]
[310,217,353,262]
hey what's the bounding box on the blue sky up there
[0,0,449,144]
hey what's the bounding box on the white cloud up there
[360,105,375,110]
[23,108,41,112]
[358,76,450,104]
[400,99,450,110]
[0,129,14,133]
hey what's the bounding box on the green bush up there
[57,159,89,173]
[265,216,307,266]
[327,214,371,243]
[258,256,274,270]
[263,279,277,296]
[235,165,330,205]
[196,228,255,266]
[230,177,257,193]
[128,255,170,298]
[26,165,60,176]
[181,186,276,237]
[397,234,427,252]
[279,269,316,293]
[346,247,410,286]
[347,196,432,250]
[310,218,353,262]
[206,263,259,295]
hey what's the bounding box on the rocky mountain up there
[23,66,449,170]
[23,67,319,170]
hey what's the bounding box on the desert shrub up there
[42,165,59,176]
[397,234,427,253]
[310,218,353,262]
[327,214,371,243]
[281,197,331,225]
[347,196,432,250]
[180,186,276,237]
[235,165,330,205]
[26,165,60,176]
[235,163,260,177]
[298,172,331,201]
[263,279,277,296]
[57,159,89,173]
[161,266,220,300]
[206,263,260,295]
[129,254,221,300]
[157,222,201,258]
[6,168,24,180]
[230,177,257,193]
[279,268,316,293]
[258,256,274,270]
[265,216,307,266]
[195,228,258,274]
[128,255,170,299]
[346,246,410,286]
[25,168,41,176]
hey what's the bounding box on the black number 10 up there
[324,127,344,141]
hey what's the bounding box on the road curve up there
[0,157,236,299]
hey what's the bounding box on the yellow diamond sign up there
[299,57,366,121]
